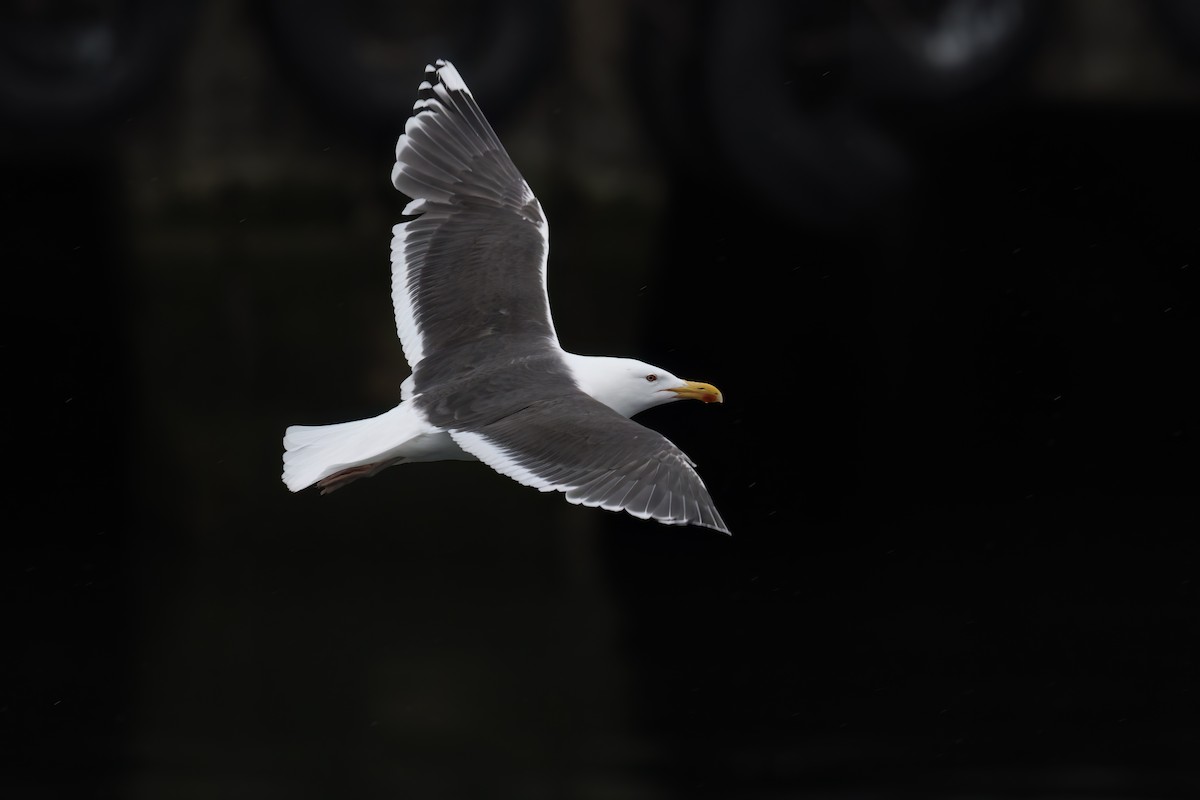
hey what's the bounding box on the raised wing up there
[390,60,557,382]
[448,395,730,534]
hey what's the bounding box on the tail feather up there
[282,403,423,492]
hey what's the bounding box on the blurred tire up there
[853,0,1049,105]
[629,0,1046,227]
[0,0,197,133]
[704,0,911,228]
[257,0,562,135]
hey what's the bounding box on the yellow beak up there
[665,380,723,404]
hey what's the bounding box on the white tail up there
[283,403,429,492]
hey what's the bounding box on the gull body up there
[283,60,727,533]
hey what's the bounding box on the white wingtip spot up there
[435,61,468,93]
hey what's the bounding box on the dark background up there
[3,1,1197,797]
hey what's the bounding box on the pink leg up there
[315,458,401,494]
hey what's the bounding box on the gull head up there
[564,354,723,419]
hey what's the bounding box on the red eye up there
[645,374,657,382]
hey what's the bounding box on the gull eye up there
[645,374,657,382]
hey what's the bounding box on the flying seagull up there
[282,59,729,534]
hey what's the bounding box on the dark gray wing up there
[448,395,730,534]
[390,59,557,385]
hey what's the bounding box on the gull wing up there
[390,59,557,384]
[448,395,729,534]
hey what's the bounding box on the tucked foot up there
[317,463,382,494]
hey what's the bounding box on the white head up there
[562,354,723,419]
